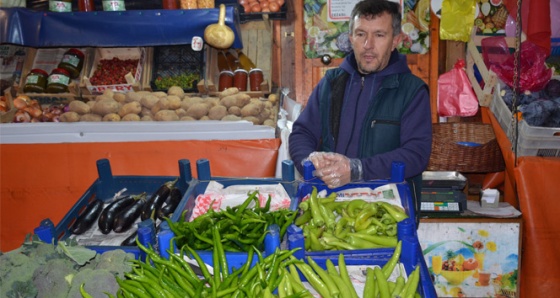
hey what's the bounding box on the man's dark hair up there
[349,0,402,36]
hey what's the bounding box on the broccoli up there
[6,280,38,298]
[67,268,120,298]
[32,258,77,298]
[93,249,135,279]
[0,248,42,297]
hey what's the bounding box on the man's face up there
[349,12,401,74]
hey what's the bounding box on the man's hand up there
[307,152,362,188]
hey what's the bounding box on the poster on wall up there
[418,221,520,298]
[303,0,431,59]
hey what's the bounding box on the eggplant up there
[121,230,138,246]
[71,198,104,235]
[97,195,136,234]
[113,193,147,233]
[157,187,183,220]
[140,178,178,221]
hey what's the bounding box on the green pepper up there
[295,209,312,226]
[309,187,325,227]
[345,235,384,249]
[379,202,408,222]
[382,240,402,278]
[346,232,398,247]
[347,199,368,217]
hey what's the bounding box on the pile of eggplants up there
[69,178,183,246]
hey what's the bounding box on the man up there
[288,0,432,213]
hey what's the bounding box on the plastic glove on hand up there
[313,153,362,189]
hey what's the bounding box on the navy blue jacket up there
[289,50,432,183]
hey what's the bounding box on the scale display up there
[420,189,466,213]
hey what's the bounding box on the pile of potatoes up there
[59,86,279,127]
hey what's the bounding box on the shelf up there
[0,7,244,48]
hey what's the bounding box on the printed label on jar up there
[102,0,126,11]
[49,1,72,12]
[25,75,40,85]
[48,74,70,86]
[61,55,81,67]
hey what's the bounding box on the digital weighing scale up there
[421,171,468,214]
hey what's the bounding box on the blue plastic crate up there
[287,161,418,254]
[159,158,298,272]
[306,235,437,298]
[34,158,195,259]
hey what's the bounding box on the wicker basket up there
[427,122,505,173]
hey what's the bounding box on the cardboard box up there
[17,47,89,103]
[81,47,147,95]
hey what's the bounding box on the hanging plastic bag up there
[437,59,479,117]
[439,0,477,42]
[484,38,553,92]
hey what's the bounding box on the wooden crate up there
[465,28,525,107]
[198,21,272,97]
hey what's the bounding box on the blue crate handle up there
[196,158,295,181]
[95,158,193,199]
[302,160,405,183]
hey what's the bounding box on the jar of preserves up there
[23,69,49,93]
[102,0,126,11]
[233,69,248,91]
[78,0,95,11]
[162,0,178,9]
[49,0,72,12]
[249,68,264,91]
[218,71,234,91]
[46,68,71,94]
[58,48,85,79]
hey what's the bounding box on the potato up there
[241,103,263,117]
[221,115,242,121]
[200,116,210,121]
[151,97,169,114]
[103,113,121,121]
[268,93,278,103]
[102,89,115,99]
[258,107,272,123]
[141,107,153,117]
[80,113,103,122]
[59,111,80,122]
[126,92,143,102]
[152,91,168,98]
[113,92,127,103]
[219,87,239,98]
[92,99,119,116]
[243,116,261,125]
[175,108,187,118]
[141,115,153,121]
[181,96,204,110]
[140,94,159,109]
[180,116,196,121]
[167,95,182,110]
[264,101,273,109]
[228,106,241,116]
[205,97,220,107]
[167,86,185,98]
[119,101,142,117]
[87,100,96,108]
[208,105,228,120]
[186,102,210,119]
[263,119,275,127]
[154,109,179,121]
[220,93,251,108]
[68,100,91,115]
[95,94,113,102]
[122,113,141,121]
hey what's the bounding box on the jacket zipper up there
[370,119,401,128]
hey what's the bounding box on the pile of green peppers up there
[295,186,409,251]
[167,191,297,252]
